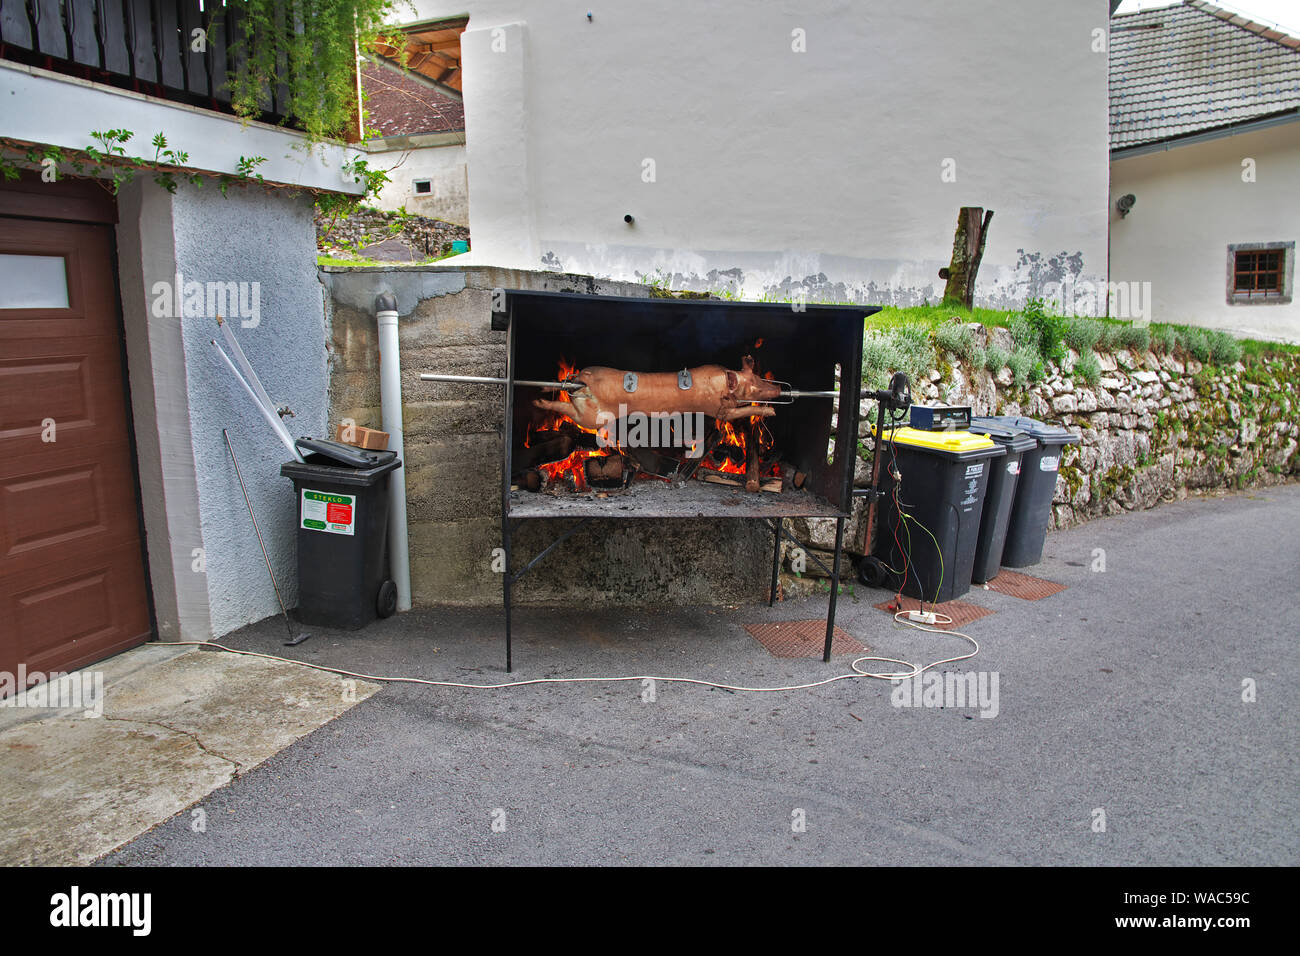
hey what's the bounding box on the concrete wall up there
[403,0,1111,305]
[1110,121,1300,342]
[370,141,470,225]
[117,180,330,639]
[323,267,773,607]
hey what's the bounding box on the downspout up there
[376,293,412,612]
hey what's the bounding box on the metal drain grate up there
[745,619,866,658]
[984,570,1067,601]
[873,595,995,629]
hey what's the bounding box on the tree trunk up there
[940,207,994,309]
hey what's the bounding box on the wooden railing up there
[0,0,296,125]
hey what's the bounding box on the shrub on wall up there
[933,321,977,360]
[1063,317,1104,353]
[1073,350,1102,386]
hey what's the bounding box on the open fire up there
[517,352,790,495]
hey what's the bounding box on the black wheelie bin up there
[966,420,1038,584]
[281,438,401,629]
[861,425,1004,604]
[969,416,1079,568]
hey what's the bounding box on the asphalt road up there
[104,485,1300,865]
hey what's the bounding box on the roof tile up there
[1110,1,1300,149]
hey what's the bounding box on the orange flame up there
[527,358,622,489]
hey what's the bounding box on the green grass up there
[863,303,1289,385]
[316,251,460,268]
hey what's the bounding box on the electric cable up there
[152,609,978,694]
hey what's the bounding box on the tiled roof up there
[361,63,465,138]
[1110,0,1300,151]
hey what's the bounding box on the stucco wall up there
[371,143,470,225]
[404,0,1111,305]
[1110,121,1300,342]
[168,184,330,636]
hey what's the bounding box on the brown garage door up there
[0,212,152,691]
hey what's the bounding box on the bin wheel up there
[377,579,398,618]
[857,555,889,589]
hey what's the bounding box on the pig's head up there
[725,355,783,402]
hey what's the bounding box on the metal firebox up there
[425,290,874,670]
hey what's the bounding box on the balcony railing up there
[0,0,296,126]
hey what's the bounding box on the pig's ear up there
[742,354,755,371]
[726,370,738,392]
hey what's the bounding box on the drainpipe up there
[376,293,412,612]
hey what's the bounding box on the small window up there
[1227,242,1293,305]
[413,179,432,195]
[0,254,69,309]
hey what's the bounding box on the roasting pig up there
[533,355,781,431]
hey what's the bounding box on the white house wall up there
[371,143,470,224]
[1109,121,1300,342]
[404,0,1111,305]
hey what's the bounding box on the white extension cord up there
[153,613,976,694]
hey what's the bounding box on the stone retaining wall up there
[790,324,1299,580]
[324,278,1299,604]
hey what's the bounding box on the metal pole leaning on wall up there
[376,293,412,612]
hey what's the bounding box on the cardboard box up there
[335,423,389,450]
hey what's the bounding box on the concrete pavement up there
[101,485,1299,865]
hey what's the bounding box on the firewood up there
[696,466,781,493]
[745,419,761,493]
[515,434,574,472]
[584,454,625,485]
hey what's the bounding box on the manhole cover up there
[873,595,994,629]
[744,620,866,658]
[984,570,1067,601]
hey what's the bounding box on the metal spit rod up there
[419,372,583,391]
[419,372,837,401]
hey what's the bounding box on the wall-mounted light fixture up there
[1117,193,1136,218]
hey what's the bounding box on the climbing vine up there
[0,131,267,197]
[226,0,411,141]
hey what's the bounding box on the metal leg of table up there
[769,517,783,607]
[503,516,513,672]
[823,516,845,662]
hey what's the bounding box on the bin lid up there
[281,438,400,486]
[294,437,394,468]
[871,424,1003,460]
[970,415,1079,446]
[966,420,1038,454]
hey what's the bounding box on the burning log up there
[519,468,543,492]
[515,433,575,472]
[584,454,626,486]
[627,447,683,480]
